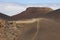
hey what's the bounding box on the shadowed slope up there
[0,13,11,20]
[45,9,60,22]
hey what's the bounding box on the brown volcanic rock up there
[26,7,53,13]
[11,7,53,20]
[0,13,11,20]
[45,9,60,22]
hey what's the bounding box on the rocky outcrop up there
[26,7,53,13]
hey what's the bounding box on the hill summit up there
[11,7,53,20]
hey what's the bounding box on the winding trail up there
[16,18,60,40]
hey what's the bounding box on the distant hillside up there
[1,7,60,21]
[45,9,60,22]
[0,13,11,20]
[11,7,53,20]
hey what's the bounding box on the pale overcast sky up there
[0,0,60,16]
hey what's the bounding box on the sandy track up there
[16,18,60,40]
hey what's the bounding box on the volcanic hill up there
[11,7,53,20]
